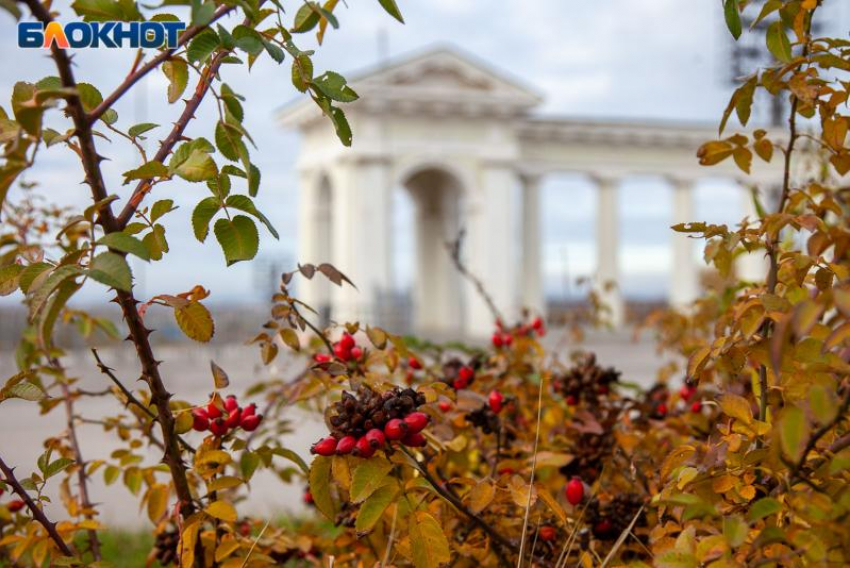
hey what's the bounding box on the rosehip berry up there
[240,414,262,432]
[365,428,386,449]
[209,418,228,437]
[224,395,239,412]
[303,490,313,504]
[401,431,426,447]
[404,412,429,433]
[566,477,584,506]
[384,418,407,441]
[225,408,241,429]
[458,366,474,383]
[242,403,257,418]
[314,353,332,364]
[489,390,504,414]
[539,525,556,542]
[333,342,351,361]
[679,385,695,401]
[492,333,504,348]
[311,436,338,456]
[566,395,578,406]
[532,317,544,331]
[350,346,363,360]
[8,499,24,513]
[354,436,376,458]
[691,400,703,413]
[594,519,614,537]
[656,403,668,418]
[453,377,468,390]
[409,356,422,370]
[340,333,356,350]
[497,467,515,475]
[336,435,357,455]
[438,401,452,412]
[503,333,513,346]
[191,408,210,432]
[207,402,222,419]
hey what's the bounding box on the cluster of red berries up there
[313,332,363,364]
[311,385,430,458]
[584,493,646,540]
[645,383,670,419]
[679,380,703,413]
[439,358,478,390]
[491,316,546,348]
[555,353,620,407]
[191,395,262,437]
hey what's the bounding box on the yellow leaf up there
[205,500,237,522]
[720,393,753,424]
[409,510,451,568]
[712,475,737,493]
[508,475,537,508]
[536,485,567,525]
[174,301,214,342]
[467,480,495,514]
[210,360,229,389]
[677,467,699,490]
[350,459,393,503]
[309,456,336,520]
[687,346,711,379]
[279,328,300,352]
[207,476,243,493]
[147,483,169,523]
[180,516,201,568]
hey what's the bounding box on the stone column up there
[736,182,769,283]
[296,168,330,315]
[593,174,624,327]
[520,174,545,315]
[669,177,699,309]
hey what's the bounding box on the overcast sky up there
[2,0,848,306]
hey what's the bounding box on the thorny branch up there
[0,456,74,557]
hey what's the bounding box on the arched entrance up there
[394,167,466,335]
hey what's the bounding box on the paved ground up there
[0,328,678,528]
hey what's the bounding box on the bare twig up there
[516,373,545,567]
[0,456,74,557]
[446,230,505,324]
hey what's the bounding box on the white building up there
[279,47,777,336]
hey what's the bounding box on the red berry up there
[594,519,614,537]
[340,333,356,350]
[408,356,422,370]
[489,390,504,414]
[303,490,313,504]
[402,431,426,447]
[503,333,513,346]
[497,467,515,476]
[691,400,703,413]
[458,366,474,383]
[566,395,578,406]
[453,377,468,390]
[8,499,24,513]
[438,401,452,412]
[224,395,239,412]
[209,418,228,437]
[242,403,257,418]
[404,412,429,433]
[365,428,386,449]
[207,402,222,419]
[384,418,407,441]
[492,333,504,348]
[354,436,376,458]
[240,414,262,432]
[656,403,668,418]
[532,317,544,331]
[350,346,363,360]
[225,408,241,429]
[539,525,556,542]
[311,436,338,456]
[314,353,332,364]
[333,342,351,361]
[191,408,209,432]
[336,435,357,455]
[679,385,695,401]
[536,325,546,337]
[566,477,584,506]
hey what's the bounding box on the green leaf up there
[0,264,23,296]
[272,448,309,474]
[128,122,159,138]
[778,405,808,462]
[174,149,217,182]
[292,2,321,32]
[71,0,142,21]
[45,458,74,479]
[38,279,81,349]
[76,83,103,112]
[87,252,132,291]
[232,26,264,56]
[766,21,792,63]
[329,106,352,146]
[214,215,259,266]
[122,160,168,182]
[313,71,358,103]
[248,163,260,197]
[192,197,221,243]
[724,0,741,40]
[143,224,169,261]
[409,510,451,568]
[355,480,399,536]
[191,0,216,26]
[27,265,83,319]
[308,456,336,520]
[96,233,151,261]
[150,199,177,223]
[225,195,278,239]
[174,301,215,342]
[350,459,393,503]
[262,38,285,64]
[749,497,782,522]
[187,29,220,63]
[18,262,52,294]
[215,121,244,161]
[1,379,46,402]
[163,58,189,104]
[723,515,748,548]
[377,0,404,23]
[169,138,215,169]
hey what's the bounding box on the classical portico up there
[280,47,780,336]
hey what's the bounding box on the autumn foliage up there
[2,0,850,567]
